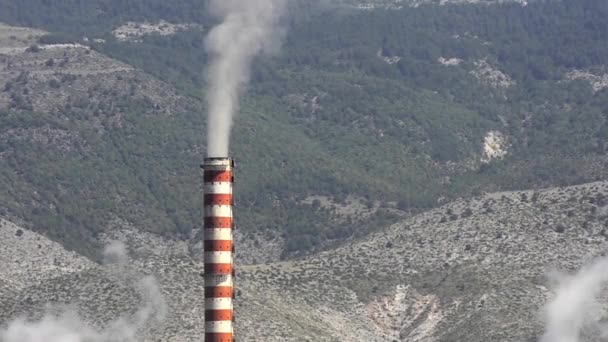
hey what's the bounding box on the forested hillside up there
[1,0,607,258]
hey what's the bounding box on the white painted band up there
[205,251,232,264]
[204,166,231,171]
[204,205,232,218]
[204,183,232,194]
[203,161,231,168]
[204,229,232,240]
[205,274,233,287]
[205,321,233,333]
[203,158,232,168]
[205,298,233,310]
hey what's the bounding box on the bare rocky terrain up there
[3,181,608,341]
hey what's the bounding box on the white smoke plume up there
[204,0,287,157]
[540,257,608,342]
[0,242,167,342]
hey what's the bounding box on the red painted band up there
[204,194,233,205]
[204,171,233,183]
[204,217,233,228]
[205,309,233,321]
[205,286,233,298]
[204,333,233,342]
[205,263,232,274]
[204,240,232,251]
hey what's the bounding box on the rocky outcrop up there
[113,21,203,42]
[470,59,515,89]
[566,70,608,93]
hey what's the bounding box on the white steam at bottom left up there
[0,241,167,342]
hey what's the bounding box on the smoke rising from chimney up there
[0,242,167,342]
[204,0,287,157]
[540,256,608,342]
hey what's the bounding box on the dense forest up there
[1,0,607,257]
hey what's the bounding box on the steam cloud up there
[205,0,287,157]
[540,257,608,342]
[0,242,167,342]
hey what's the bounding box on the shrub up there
[461,208,473,218]
[26,44,41,53]
[38,33,78,45]
[49,79,61,89]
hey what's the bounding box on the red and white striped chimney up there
[202,157,234,342]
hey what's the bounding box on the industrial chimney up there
[202,157,234,342]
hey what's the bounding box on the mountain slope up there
[0,23,407,258]
[1,0,608,259]
[239,180,608,341]
[4,181,608,340]
[0,24,206,257]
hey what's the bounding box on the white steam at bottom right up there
[540,257,608,342]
